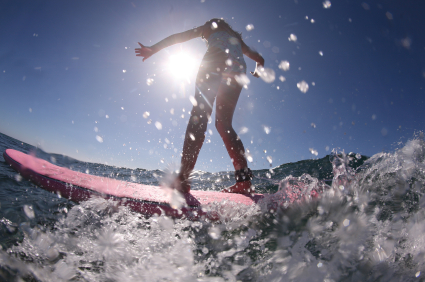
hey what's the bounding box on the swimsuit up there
[194,30,246,112]
[203,31,247,74]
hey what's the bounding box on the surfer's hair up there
[203,18,242,40]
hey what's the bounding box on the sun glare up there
[168,53,197,80]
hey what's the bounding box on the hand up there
[250,62,264,78]
[250,71,260,78]
[135,42,154,62]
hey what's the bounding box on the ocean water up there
[1,132,425,281]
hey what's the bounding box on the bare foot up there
[171,174,191,194]
[221,181,253,194]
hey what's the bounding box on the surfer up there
[135,18,264,194]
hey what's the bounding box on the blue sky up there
[1,0,424,172]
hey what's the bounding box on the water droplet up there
[266,156,272,164]
[288,34,297,42]
[343,219,350,227]
[279,75,286,82]
[143,111,150,118]
[96,135,103,143]
[211,22,218,29]
[311,123,316,128]
[245,24,254,31]
[170,189,185,209]
[23,205,35,219]
[401,37,412,49]
[381,128,388,136]
[15,174,22,182]
[189,133,195,141]
[258,67,275,83]
[309,148,318,156]
[297,80,309,93]
[155,122,162,130]
[147,119,152,124]
[416,272,421,278]
[239,127,249,134]
[235,74,250,86]
[247,154,253,162]
[278,60,290,71]
[323,0,331,8]
[263,125,271,134]
[122,70,126,73]
[319,51,323,56]
[146,78,154,86]
[208,226,221,239]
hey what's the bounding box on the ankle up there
[234,168,253,182]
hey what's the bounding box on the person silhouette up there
[136,18,264,194]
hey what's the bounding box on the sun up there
[168,52,197,81]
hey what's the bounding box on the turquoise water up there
[1,132,425,281]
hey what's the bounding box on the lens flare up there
[168,53,197,80]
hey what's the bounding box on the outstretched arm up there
[241,41,265,77]
[135,27,204,61]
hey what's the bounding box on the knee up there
[215,120,232,136]
[189,114,208,132]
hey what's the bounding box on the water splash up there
[257,67,276,83]
[2,136,425,281]
[297,80,309,93]
[323,0,331,9]
[278,60,290,71]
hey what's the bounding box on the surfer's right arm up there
[135,27,204,61]
[241,41,265,78]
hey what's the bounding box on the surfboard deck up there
[4,149,272,221]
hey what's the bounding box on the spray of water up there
[2,137,425,281]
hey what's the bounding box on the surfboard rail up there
[3,149,267,221]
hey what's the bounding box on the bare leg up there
[174,71,216,193]
[215,76,252,194]
[174,68,251,194]
[215,78,247,170]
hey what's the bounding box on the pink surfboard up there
[3,149,273,221]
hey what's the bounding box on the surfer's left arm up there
[135,27,203,61]
[241,40,265,78]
